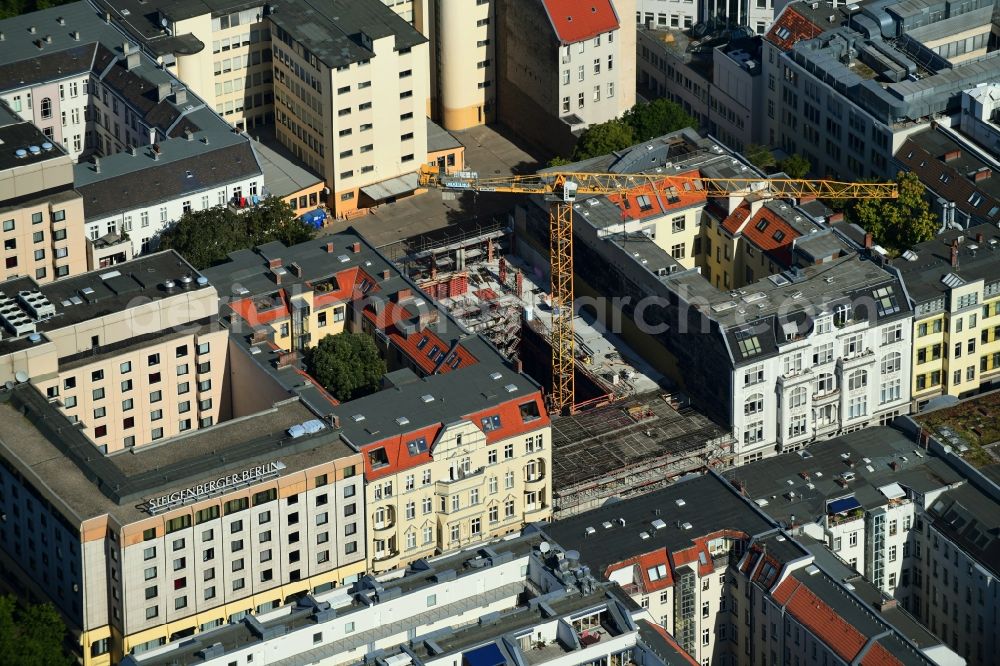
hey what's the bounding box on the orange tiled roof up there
[773,579,903,665]
[541,0,620,44]
[765,6,823,51]
[606,170,708,222]
[722,204,801,266]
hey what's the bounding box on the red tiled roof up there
[722,204,801,266]
[765,6,823,51]
[773,579,903,665]
[359,393,549,482]
[360,423,440,482]
[896,137,1000,225]
[605,170,708,222]
[541,0,620,44]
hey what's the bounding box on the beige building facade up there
[0,106,88,282]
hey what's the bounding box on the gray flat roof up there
[893,223,1000,307]
[267,0,426,68]
[0,251,206,356]
[723,427,964,526]
[249,139,322,200]
[0,105,68,171]
[426,118,463,153]
[541,472,775,576]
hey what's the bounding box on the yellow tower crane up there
[418,165,898,414]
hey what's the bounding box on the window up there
[744,393,763,416]
[847,370,867,391]
[789,386,807,408]
[881,352,901,374]
[671,216,686,233]
[743,365,764,386]
[743,421,764,445]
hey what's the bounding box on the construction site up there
[387,223,736,515]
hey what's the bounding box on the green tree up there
[572,119,635,160]
[0,595,73,666]
[778,153,811,178]
[849,171,936,253]
[744,144,776,171]
[160,197,315,269]
[305,332,386,402]
[622,98,697,142]
[547,156,572,168]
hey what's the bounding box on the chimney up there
[44,34,52,43]
[330,414,341,429]
[351,242,361,253]
[974,168,991,182]
[271,269,283,285]
[123,41,130,54]
[126,50,140,71]
[268,257,283,269]
[151,143,160,161]
[381,269,391,279]
[394,288,412,302]
[864,232,873,250]
[976,232,984,244]
[70,31,79,40]
[104,11,110,23]
[288,262,302,277]
[276,351,297,368]
[156,81,171,102]
[185,128,194,141]
[92,156,101,173]
[324,241,335,253]
[56,16,65,25]
[174,86,187,105]
[943,149,961,162]
[29,25,36,34]
[951,239,959,268]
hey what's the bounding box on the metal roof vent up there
[420,394,434,403]
[489,371,502,381]
[675,498,686,507]
[651,519,667,530]
[584,526,596,536]
[395,416,410,426]
[351,414,365,422]
[639,531,650,540]
[504,383,517,393]
[681,522,693,530]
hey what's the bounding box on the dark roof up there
[724,427,964,527]
[927,482,1000,577]
[0,106,68,171]
[896,127,1000,225]
[76,141,260,218]
[267,0,426,68]
[541,472,774,576]
[0,251,206,356]
[892,223,1000,307]
[0,42,97,92]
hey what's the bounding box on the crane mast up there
[418,165,898,414]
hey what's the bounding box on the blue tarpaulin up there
[300,208,327,228]
[463,643,507,666]
[827,496,861,514]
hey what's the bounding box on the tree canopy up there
[744,144,776,171]
[159,197,315,269]
[566,98,698,162]
[621,98,698,143]
[305,332,386,402]
[0,595,73,666]
[0,0,72,19]
[848,171,937,254]
[778,153,811,178]
[572,119,635,161]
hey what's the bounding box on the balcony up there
[372,507,396,531]
[812,388,840,404]
[524,459,546,486]
[372,547,399,563]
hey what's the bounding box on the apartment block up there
[203,235,552,575]
[498,0,636,155]
[517,131,909,460]
[893,224,1000,407]
[544,473,774,664]
[0,2,265,260]
[760,0,999,179]
[121,533,700,666]
[0,103,88,282]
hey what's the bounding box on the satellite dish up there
[14,371,29,383]
[538,541,550,554]
[161,17,168,26]
[4,381,13,391]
